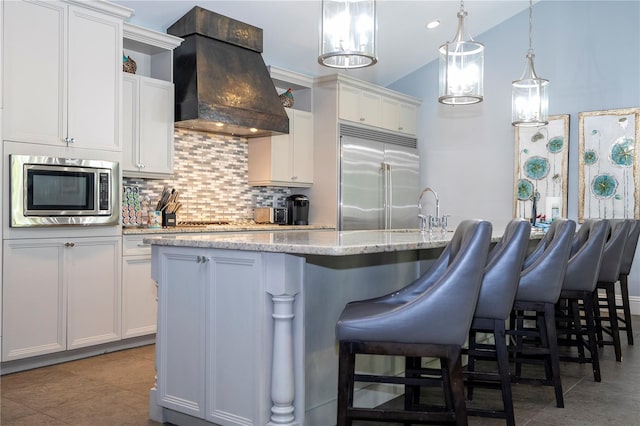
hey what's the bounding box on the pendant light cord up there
[528,0,533,55]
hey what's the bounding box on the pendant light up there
[438,0,484,105]
[318,0,377,69]
[512,0,549,126]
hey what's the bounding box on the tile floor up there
[1,316,639,425]
[1,344,159,426]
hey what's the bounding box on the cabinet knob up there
[139,164,146,169]
[359,117,365,122]
[197,255,210,263]
[292,176,298,180]
[64,137,76,144]
[64,242,75,248]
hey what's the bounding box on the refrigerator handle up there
[387,164,393,229]
[382,162,391,229]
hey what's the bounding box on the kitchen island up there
[145,229,508,426]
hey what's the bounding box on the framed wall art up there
[579,107,640,222]
[514,114,570,222]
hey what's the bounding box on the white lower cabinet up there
[2,236,121,361]
[122,236,157,338]
[155,247,267,425]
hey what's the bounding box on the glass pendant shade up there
[438,9,484,105]
[512,0,549,127]
[318,0,377,69]
[512,52,549,126]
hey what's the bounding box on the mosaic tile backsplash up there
[123,128,292,223]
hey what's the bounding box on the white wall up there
[389,0,640,300]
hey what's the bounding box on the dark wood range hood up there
[168,6,289,138]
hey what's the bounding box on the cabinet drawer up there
[123,235,152,256]
[123,233,181,256]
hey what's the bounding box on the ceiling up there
[113,0,533,87]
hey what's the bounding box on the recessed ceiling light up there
[249,128,258,133]
[215,122,224,127]
[426,20,440,30]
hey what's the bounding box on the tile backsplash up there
[123,128,291,222]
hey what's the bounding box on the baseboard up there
[0,335,155,375]
[627,295,640,315]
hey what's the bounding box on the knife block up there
[162,212,176,227]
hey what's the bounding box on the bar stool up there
[555,219,609,382]
[594,219,632,361]
[465,219,531,426]
[335,220,492,426]
[614,219,640,345]
[509,219,575,408]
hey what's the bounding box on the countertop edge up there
[143,229,544,256]
[124,224,333,235]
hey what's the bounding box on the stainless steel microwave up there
[10,155,119,227]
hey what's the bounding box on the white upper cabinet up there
[122,23,182,178]
[248,67,314,187]
[339,83,382,128]
[248,108,313,187]
[123,74,175,177]
[2,0,131,150]
[318,74,421,136]
[382,97,419,135]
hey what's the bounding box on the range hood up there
[167,6,289,138]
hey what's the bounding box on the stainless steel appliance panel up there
[385,144,420,229]
[339,125,419,231]
[340,137,385,230]
[10,155,119,227]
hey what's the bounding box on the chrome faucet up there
[418,187,445,234]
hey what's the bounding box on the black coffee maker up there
[285,194,309,225]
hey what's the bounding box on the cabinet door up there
[269,133,293,183]
[270,108,294,183]
[399,102,418,135]
[156,248,207,419]
[122,255,157,338]
[66,237,121,349]
[3,0,67,145]
[291,110,313,184]
[338,84,361,123]
[2,239,66,361]
[381,97,401,132]
[122,74,139,172]
[204,250,264,425]
[138,77,174,175]
[67,6,122,150]
[360,90,382,127]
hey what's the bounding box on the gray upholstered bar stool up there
[465,219,531,426]
[335,220,492,426]
[509,218,575,409]
[555,219,609,382]
[594,219,632,362]
[614,219,640,345]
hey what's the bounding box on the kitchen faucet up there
[418,187,446,235]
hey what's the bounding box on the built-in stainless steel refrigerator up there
[339,124,420,230]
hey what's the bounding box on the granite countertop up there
[124,224,332,235]
[143,226,545,256]
[144,229,463,256]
